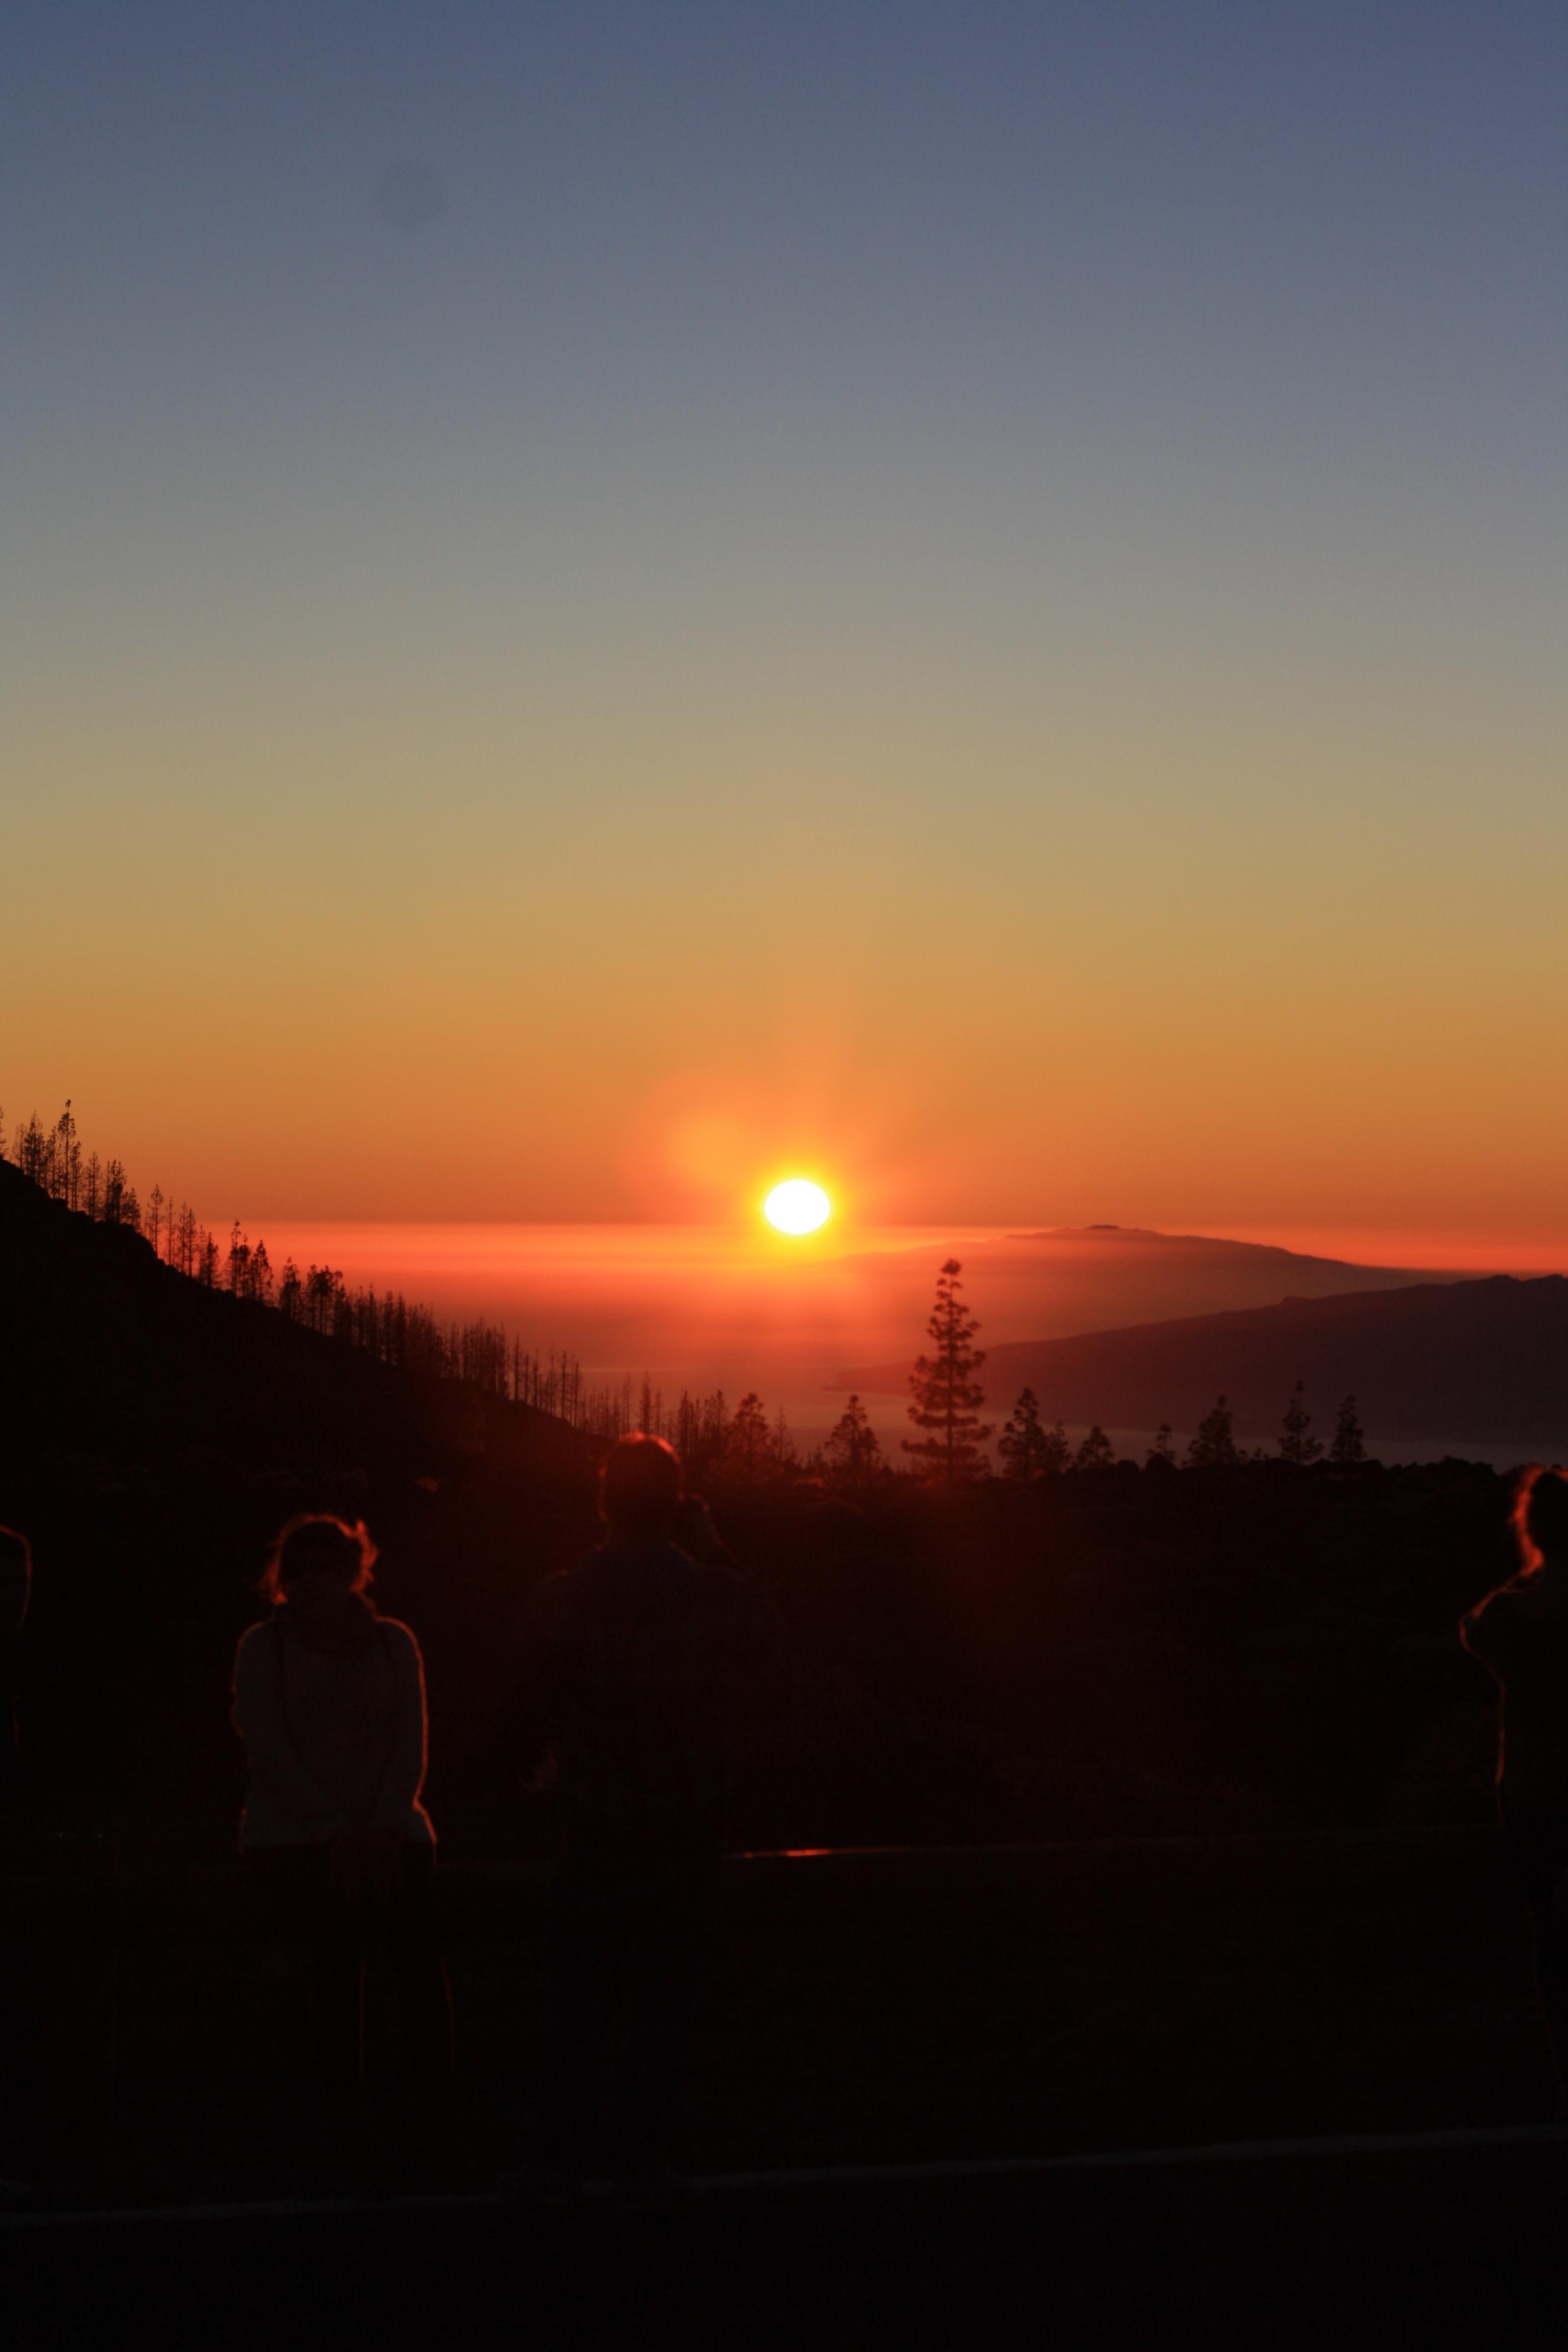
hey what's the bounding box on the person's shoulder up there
[376,1609,430,1665]
[699,1557,776,1624]
[578,1540,687,1590]
[373,1615,424,1659]
[235,1616,279,1661]
[1513,1573,1568,1622]
[1468,1573,1530,1613]
[1460,1576,1568,1655]
[520,1568,576,1633]
[1475,1571,1553,1612]
[543,1560,595,1603]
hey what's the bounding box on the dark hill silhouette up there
[838,1274,1568,1450]
[0,1157,578,1487]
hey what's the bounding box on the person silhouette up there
[0,1526,31,1814]
[0,1525,33,2202]
[231,1515,452,2108]
[1460,1465,1568,2115]
[514,1435,782,2204]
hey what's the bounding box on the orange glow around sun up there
[764,1178,832,1235]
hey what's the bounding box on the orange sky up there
[5,963,1567,1260]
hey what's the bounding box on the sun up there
[764,1178,832,1236]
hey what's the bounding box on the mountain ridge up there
[836,1273,1568,1450]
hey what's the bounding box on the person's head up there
[1511,1465,1568,1575]
[598,1433,684,1546]
[261,1514,377,1617]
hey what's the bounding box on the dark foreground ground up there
[7,2136,1567,2351]
[4,1827,1564,2346]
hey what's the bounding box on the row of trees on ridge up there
[903,1258,1367,1486]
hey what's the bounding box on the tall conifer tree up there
[904,1259,991,1485]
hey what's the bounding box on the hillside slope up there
[0,1158,575,1489]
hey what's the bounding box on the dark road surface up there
[5,1834,1564,2344]
[6,2134,1565,2351]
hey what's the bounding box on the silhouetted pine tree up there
[904,1259,991,1485]
[725,1392,774,1478]
[305,1266,341,1333]
[52,1103,81,1207]
[701,1390,728,1460]
[1187,1395,1240,1466]
[1330,1395,1367,1465]
[1075,1423,1116,1470]
[17,1116,47,1186]
[249,1240,273,1305]
[1146,1422,1177,1465]
[823,1394,883,1488]
[1278,1378,1322,1465]
[998,1388,1054,1481]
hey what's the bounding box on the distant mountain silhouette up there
[0,1158,577,1485]
[838,1275,1568,1450]
[814,1225,1448,1356]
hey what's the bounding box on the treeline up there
[2,1100,670,1440]
[995,1382,1368,1479]
[799,1372,1369,1501]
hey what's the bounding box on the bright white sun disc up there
[764,1178,831,1235]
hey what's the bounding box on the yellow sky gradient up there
[6,682,1566,1253]
[5,7,1564,1255]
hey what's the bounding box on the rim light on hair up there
[260,1512,378,1606]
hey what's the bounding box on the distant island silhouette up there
[811,1224,1451,1354]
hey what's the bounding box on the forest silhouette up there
[2,1098,1566,2239]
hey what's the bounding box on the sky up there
[4,2,1565,1247]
